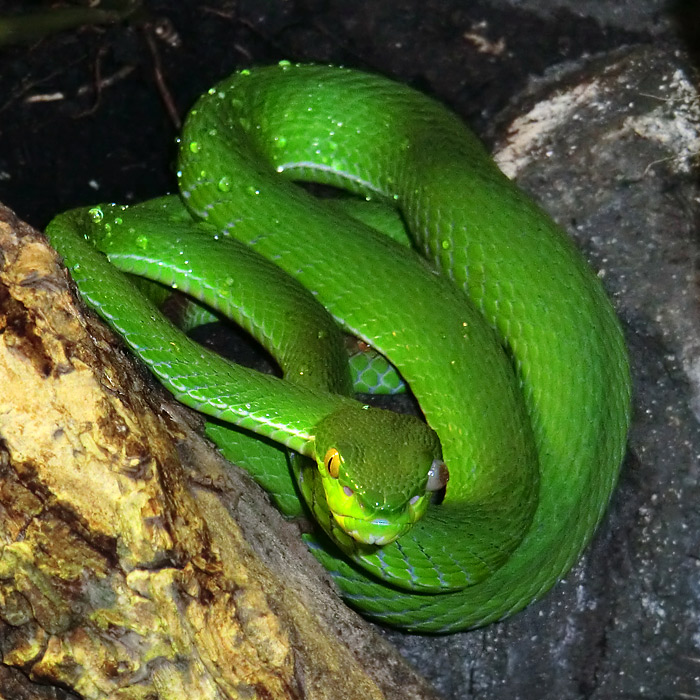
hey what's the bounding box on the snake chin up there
[332,511,410,546]
[346,528,397,547]
[327,490,431,547]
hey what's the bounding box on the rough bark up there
[0,204,441,700]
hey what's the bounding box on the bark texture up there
[0,204,440,700]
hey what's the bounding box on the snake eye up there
[324,448,343,478]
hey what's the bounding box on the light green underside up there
[45,62,631,633]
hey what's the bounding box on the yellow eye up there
[324,448,342,478]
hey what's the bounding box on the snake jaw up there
[332,513,410,547]
[325,485,431,546]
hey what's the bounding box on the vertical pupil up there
[325,449,340,477]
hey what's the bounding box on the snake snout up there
[340,513,413,547]
[330,483,433,547]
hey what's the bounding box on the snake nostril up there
[343,486,353,497]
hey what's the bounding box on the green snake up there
[45,62,631,633]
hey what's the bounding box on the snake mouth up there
[330,512,412,546]
[327,490,431,546]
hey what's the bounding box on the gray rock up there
[485,0,674,33]
[387,44,700,700]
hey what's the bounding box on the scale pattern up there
[47,63,631,632]
[178,63,631,631]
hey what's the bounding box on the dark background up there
[0,0,675,228]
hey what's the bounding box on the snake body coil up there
[46,63,631,633]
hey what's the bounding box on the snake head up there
[312,403,446,547]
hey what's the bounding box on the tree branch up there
[0,203,440,700]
